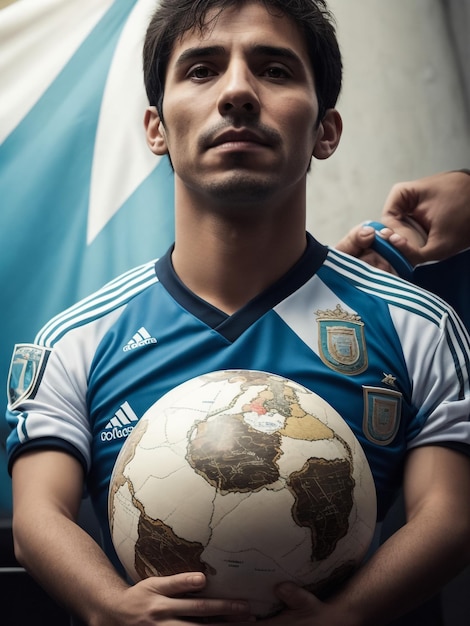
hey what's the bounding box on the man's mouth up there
[209,129,271,150]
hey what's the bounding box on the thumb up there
[335,224,376,256]
[143,572,207,597]
[276,581,322,612]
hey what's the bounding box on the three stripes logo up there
[101,401,139,442]
[123,326,157,352]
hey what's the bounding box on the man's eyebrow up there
[250,44,303,65]
[174,44,304,67]
[174,45,226,68]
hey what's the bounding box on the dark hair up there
[143,0,342,124]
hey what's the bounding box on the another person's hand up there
[336,170,470,267]
[335,223,401,274]
[380,170,470,265]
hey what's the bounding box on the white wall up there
[445,0,470,111]
[306,0,470,245]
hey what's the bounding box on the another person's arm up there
[336,170,470,265]
[11,450,250,626]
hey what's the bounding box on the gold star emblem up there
[382,373,397,387]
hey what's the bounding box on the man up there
[7,2,470,625]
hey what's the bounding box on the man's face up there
[147,1,328,208]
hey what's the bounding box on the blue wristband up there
[363,221,414,281]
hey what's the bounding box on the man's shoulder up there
[35,260,159,348]
[324,247,457,326]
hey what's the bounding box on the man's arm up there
[11,450,250,625]
[269,446,470,626]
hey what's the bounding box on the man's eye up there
[263,66,289,79]
[188,65,215,80]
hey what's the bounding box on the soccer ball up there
[108,370,376,617]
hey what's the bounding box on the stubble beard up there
[204,167,279,209]
[196,121,285,208]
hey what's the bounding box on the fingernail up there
[277,581,296,597]
[189,573,205,586]
[232,601,250,612]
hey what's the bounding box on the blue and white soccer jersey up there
[6,234,470,565]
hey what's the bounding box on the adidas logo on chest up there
[123,326,157,352]
[100,401,139,442]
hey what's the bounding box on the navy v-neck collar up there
[155,233,328,342]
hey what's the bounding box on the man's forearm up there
[329,446,470,626]
[14,508,129,624]
[331,513,466,625]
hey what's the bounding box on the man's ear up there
[312,109,342,160]
[144,106,168,155]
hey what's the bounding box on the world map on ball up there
[108,370,377,617]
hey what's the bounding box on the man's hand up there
[259,447,470,626]
[12,451,251,626]
[254,583,358,626]
[99,572,252,625]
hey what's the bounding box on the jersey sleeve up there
[6,308,124,474]
[6,261,158,475]
[6,333,92,473]
[392,304,470,454]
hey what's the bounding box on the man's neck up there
[171,194,308,315]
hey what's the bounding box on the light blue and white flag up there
[0,0,174,513]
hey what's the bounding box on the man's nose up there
[217,62,260,116]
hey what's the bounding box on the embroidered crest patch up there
[316,304,367,375]
[7,343,51,410]
[362,386,402,446]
